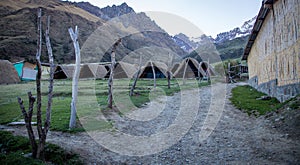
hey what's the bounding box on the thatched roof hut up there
[199,61,216,77]
[0,60,20,84]
[54,64,75,79]
[174,58,205,78]
[87,64,107,79]
[171,62,180,75]
[79,64,94,79]
[114,61,138,79]
[139,61,168,78]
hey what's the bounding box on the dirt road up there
[1,83,299,164]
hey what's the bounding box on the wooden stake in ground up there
[130,56,142,96]
[108,39,121,109]
[167,53,173,89]
[68,26,81,129]
[150,60,156,90]
[182,59,189,85]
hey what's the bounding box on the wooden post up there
[167,53,173,89]
[150,60,156,90]
[108,39,121,108]
[130,56,142,96]
[198,62,201,83]
[68,26,81,129]
[17,92,37,158]
[44,16,54,135]
[182,59,188,85]
[35,8,44,159]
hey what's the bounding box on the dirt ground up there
[1,82,299,164]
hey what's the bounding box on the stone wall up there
[247,0,300,102]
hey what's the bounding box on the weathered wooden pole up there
[150,60,156,90]
[182,59,188,85]
[69,26,81,129]
[130,56,142,96]
[108,39,121,108]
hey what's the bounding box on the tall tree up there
[68,26,81,129]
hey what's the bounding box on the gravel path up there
[1,83,299,164]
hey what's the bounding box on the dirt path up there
[1,83,299,164]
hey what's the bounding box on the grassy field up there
[230,85,286,116]
[0,78,209,132]
[0,131,82,164]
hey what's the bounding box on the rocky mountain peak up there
[214,16,257,43]
[101,2,135,20]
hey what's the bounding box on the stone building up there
[242,0,300,102]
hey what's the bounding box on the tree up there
[17,9,55,160]
[68,26,81,129]
[108,39,121,109]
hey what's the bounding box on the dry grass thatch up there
[0,60,20,84]
[199,61,217,76]
[139,61,168,78]
[115,61,138,79]
[173,58,202,78]
[87,64,107,79]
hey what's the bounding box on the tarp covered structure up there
[13,61,37,81]
[0,60,20,84]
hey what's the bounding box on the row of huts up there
[53,58,216,80]
[0,58,216,84]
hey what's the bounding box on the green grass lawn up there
[0,131,82,165]
[0,78,209,132]
[230,85,285,116]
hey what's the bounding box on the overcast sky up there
[72,0,262,38]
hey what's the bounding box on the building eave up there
[242,0,278,61]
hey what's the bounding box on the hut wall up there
[247,0,300,102]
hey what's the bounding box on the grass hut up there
[54,64,75,79]
[199,61,216,77]
[114,61,138,79]
[139,61,168,78]
[87,64,108,79]
[0,60,20,84]
[174,58,205,79]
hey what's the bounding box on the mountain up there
[214,16,256,43]
[176,16,256,61]
[72,2,135,21]
[0,0,103,63]
[0,0,186,64]
[172,33,197,53]
[72,2,186,63]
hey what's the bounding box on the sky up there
[72,0,262,38]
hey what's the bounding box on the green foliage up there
[216,36,249,60]
[0,131,83,165]
[230,85,284,116]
